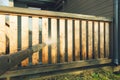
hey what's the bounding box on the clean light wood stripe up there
[42,17,48,64]
[51,18,57,64]
[88,21,93,59]
[105,22,109,58]
[32,17,39,65]
[59,19,65,63]
[100,22,104,58]
[21,16,29,66]
[82,20,86,60]
[74,20,80,61]
[0,15,5,55]
[67,19,73,62]
[94,21,99,59]
[9,15,17,53]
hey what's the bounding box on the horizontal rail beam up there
[0,6,112,21]
[0,58,111,78]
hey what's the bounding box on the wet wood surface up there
[51,18,57,64]
[82,20,86,60]
[21,16,29,66]
[32,17,39,65]
[105,22,109,58]
[42,17,48,64]
[59,19,65,63]
[94,21,99,59]
[67,19,73,62]
[88,21,93,59]
[74,20,80,61]
[100,22,104,58]
[0,15,111,66]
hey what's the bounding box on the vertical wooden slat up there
[74,20,80,61]
[51,18,57,64]
[21,16,29,66]
[9,15,17,53]
[100,22,104,58]
[0,15,6,55]
[94,21,99,59]
[42,17,48,64]
[105,22,109,58]
[81,20,86,60]
[67,19,73,62]
[88,21,93,59]
[59,19,65,63]
[32,17,39,65]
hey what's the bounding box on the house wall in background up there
[61,0,113,17]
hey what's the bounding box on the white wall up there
[0,0,13,6]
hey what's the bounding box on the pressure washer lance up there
[0,43,46,75]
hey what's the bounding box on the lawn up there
[30,69,120,80]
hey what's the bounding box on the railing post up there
[113,0,120,65]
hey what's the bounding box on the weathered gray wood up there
[0,58,111,78]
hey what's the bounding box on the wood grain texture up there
[100,22,104,58]
[0,6,112,21]
[0,59,111,78]
[32,17,39,65]
[51,18,57,64]
[59,19,65,63]
[42,17,48,64]
[0,15,5,54]
[88,21,93,59]
[105,22,109,58]
[94,21,99,59]
[21,16,29,66]
[81,20,86,60]
[74,20,80,61]
[9,15,17,53]
[67,19,73,62]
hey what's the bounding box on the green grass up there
[30,70,120,80]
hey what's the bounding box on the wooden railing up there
[0,6,112,77]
